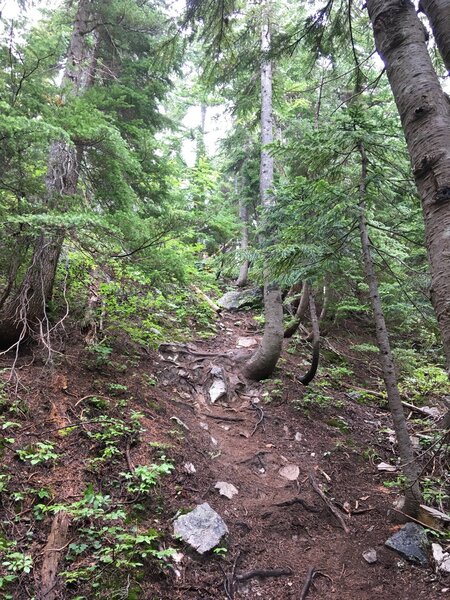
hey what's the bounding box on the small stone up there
[279,464,300,481]
[199,422,209,430]
[237,337,258,347]
[173,502,228,554]
[294,432,303,442]
[363,548,377,564]
[385,522,429,566]
[432,543,450,573]
[184,462,196,474]
[377,462,397,472]
[209,378,227,403]
[215,481,239,499]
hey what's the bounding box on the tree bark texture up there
[236,195,250,287]
[366,0,450,375]
[243,283,284,380]
[0,0,95,348]
[298,288,320,386]
[358,141,421,516]
[284,282,310,338]
[244,4,284,380]
[420,0,450,74]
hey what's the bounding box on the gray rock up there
[385,522,429,566]
[209,378,227,403]
[173,502,228,554]
[217,288,263,311]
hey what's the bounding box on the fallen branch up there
[299,567,316,600]
[222,550,241,600]
[310,474,350,533]
[299,567,332,600]
[391,508,443,534]
[249,400,264,436]
[401,400,440,419]
[125,441,134,472]
[190,284,221,313]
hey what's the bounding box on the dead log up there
[39,510,70,600]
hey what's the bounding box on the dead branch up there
[299,567,332,600]
[310,474,350,533]
[299,567,316,600]
[125,441,134,472]
[249,400,264,436]
[190,284,221,313]
[401,400,441,419]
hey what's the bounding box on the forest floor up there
[1,305,448,599]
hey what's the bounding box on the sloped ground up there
[0,309,447,599]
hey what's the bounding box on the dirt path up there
[155,312,441,600]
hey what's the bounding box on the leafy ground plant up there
[16,441,58,465]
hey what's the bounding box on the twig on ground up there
[222,550,241,600]
[125,440,134,472]
[310,474,350,533]
[299,567,316,600]
[249,400,264,436]
[300,567,333,599]
[390,508,442,533]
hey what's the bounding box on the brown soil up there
[0,310,447,599]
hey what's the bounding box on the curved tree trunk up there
[420,0,450,74]
[244,283,284,380]
[305,284,329,341]
[244,2,283,380]
[0,0,95,348]
[366,0,450,378]
[284,282,310,338]
[298,288,320,386]
[358,141,421,517]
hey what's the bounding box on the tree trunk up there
[284,282,310,338]
[366,0,450,377]
[243,3,284,380]
[420,0,450,74]
[298,288,320,386]
[358,141,421,517]
[0,0,95,348]
[196,104,207,161]
[236,193,250,287]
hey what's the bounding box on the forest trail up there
[1,307,444,599]
[153,310,439,600]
